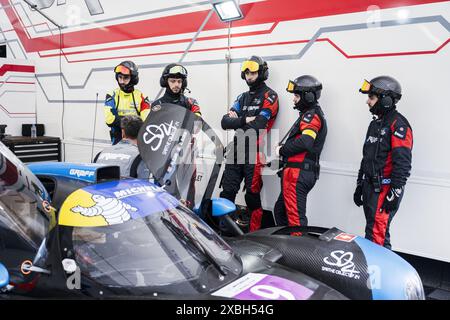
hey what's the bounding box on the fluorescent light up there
[397,9,410,23]
[212,0,243,22]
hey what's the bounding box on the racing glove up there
[381,186,404,213]
[353,185,363,207]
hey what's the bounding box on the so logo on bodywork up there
[322,250,361,280]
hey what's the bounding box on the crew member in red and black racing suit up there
[151,63,201,116]
[273,75,327,231]
[354,76,413,249]
[220,56,279,232]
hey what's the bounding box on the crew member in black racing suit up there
[273,75,327,233]
[151,63,201,209]
[151,63,201,116]
[220,56,279,232]
[354,76,413,249]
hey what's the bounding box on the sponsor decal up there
[322,250,361,280]
[71,195,137,225]
[334,232,357,242]
[245,105,260,112]
[142,120,180,155]
[152,104,162,112]
[394,131,405,139]
[113,185,164,198]
[267,95,276,104]
[366,136,378,144]
[69,169,95,178]
[394,126,407,139]
[212,273,314,300]
[98,153,131,161]
[20,260,33,275]
[59,181,179,227]
[303,113,313,123]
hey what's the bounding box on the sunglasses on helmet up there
[168,65,188,76]
[359,79,373,94]
[241,60,260,73]
[286,80,298,93]
[114,65,131,75]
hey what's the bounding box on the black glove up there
[381,186,403,213]
[353,185,363,207]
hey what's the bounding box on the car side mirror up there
[211,198,243,236]
[211,198,236,217]
[0,262,9,290]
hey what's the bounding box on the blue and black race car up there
[0,104,424,300]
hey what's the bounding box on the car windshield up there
[67,204,242,296]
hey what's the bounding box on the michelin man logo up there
[71,195,137,225]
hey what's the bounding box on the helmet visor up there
[359,79,372,93]
[168,65,187,77]
[241,60,260,73]
[286,80,297,93]
[114,65,131,75]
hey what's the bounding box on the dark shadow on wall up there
[0,45,6,58]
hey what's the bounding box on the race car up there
[0,103,424,300]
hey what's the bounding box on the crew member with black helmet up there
[220,55,279,232]
[104,61,150,145]
[152,63,201,116]
[354,76,413,249]
[273,75,327,231]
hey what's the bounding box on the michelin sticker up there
[71,195,137,225]
[59,181,180,227]
[113,185,165,199]
[212,273,313,300]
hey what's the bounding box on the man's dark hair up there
[121,115,143,139]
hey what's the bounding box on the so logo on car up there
[322,250,361,280]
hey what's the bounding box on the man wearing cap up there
[354,76,413,249]
[220,55,279,232]
[104,61,150,145]
[152,63,201,116]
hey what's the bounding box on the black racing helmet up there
[240,55,269,81]
[114,60,139,89]
[359,76,402,107]
[160,63,188,89]
[286,75,322,105]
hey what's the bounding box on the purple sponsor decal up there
[233,274,313,300]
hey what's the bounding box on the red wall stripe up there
[0,64,35,76]
[1,0,447,53]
